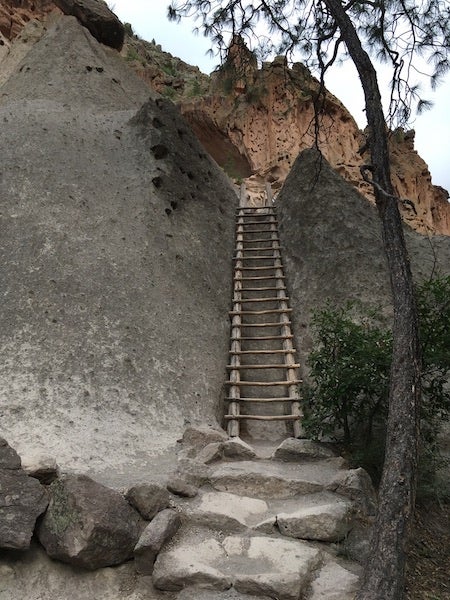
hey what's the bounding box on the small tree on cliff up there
[169,2,449,599]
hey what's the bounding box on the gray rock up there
[125,483,170,520]
[195,442,223,464]
[21,453,59,484]
[153,535,232,592]
[153,530,321,600]
[182,425,228,451]
[37,474,141,569]
[174,457,212,487]
[54,0,125,49]
[0,437,22,470]
[340,517,374,563]
[134,509,181,575]
[210,459,345,499]
[277,500,353,542]
[177,589,272,600]
[166,477,198,498]
[222,438,256,460]
[272,438,336,461]
[0,441,49,550]
[182,491,269,531]
[328,468,377,516]
[309,561,360,599]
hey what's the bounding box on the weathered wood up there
[232,334,294,341]
[237,297,290,302]
[226,380,302,386]
[240,286,287,292]
[237,220,279,225]
[226,364,301,369]
[235,322,292,327]
[224,414,301,421]
[241,238,280,243]
[236,276,286,281]
[226,397,295,402]
[229,349,297,355]
[229,308,292,315]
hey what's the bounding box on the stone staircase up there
[147,428,375,600]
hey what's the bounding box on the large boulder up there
[0,438,48,550]
[54,0,124,49]
[37,474,141,569]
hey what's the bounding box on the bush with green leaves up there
[303,275,450,483]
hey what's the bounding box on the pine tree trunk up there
[324,1,422,598]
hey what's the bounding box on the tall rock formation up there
[0,15,236,483]
[277,149,450,371]
[179,38,450,235]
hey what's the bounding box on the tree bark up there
[323,1,422,598]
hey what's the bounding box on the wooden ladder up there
[225,194,303,439]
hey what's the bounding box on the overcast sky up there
[110,0,450,193]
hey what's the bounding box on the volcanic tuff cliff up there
[1,0,449,234]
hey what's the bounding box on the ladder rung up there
[236,276,286,281]
[235,297,290,302]
[226,380,302,386]
[241,238,280,243]
[229,350,297,355]
[235,265,283,271]
[227,364,300,370]
[233,256,277,261]
[225,396,298,402]
[236,207,276,212]
[233,322,291,327]
[237,247,283,251]
[237,220,278,225]
[233,335,294,341]
[239,287,287,292]
[239,229,276,234]
[230,308,292,316]
[224,414,300,421]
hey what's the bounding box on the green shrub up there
[303,276,450,486]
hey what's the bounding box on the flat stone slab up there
[153,529,321,600]
[309,561,360,599]
[177,588,271,600]
[272,438,336,461]
[277,498,353,542]
[181,491,269,530]
[210,459,346,499]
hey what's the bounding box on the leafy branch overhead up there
[169,0,450,127]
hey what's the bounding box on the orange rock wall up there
[180,58,450,235]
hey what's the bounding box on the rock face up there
[37,474,141,569]
[0,438,48,550]
[179,40,450,235]
[54,0,124,49]
[0,16,236,483]
[0,0,58,40]
[134,508,181,575]
[278,149,450,371]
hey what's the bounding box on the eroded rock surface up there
[54,0,124,49]
[0,439,48,550]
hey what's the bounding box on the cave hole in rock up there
[151,144,168,160]
[152,176,163,188]
[152,117,164,129]
[183,113,252,179]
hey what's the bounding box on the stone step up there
[177,489,354,542]
[153,527,322,600]
[209,458,347,498]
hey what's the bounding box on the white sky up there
[110,0,450,193]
